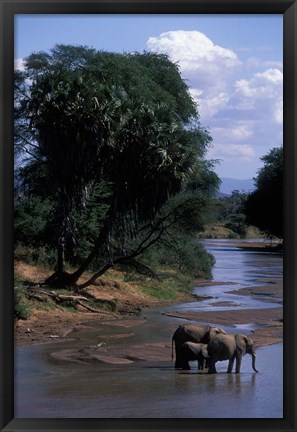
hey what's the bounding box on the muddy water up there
[14,239,283,418]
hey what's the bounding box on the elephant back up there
[184,324,211,342]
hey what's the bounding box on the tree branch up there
[116,258,159,279]
[77,224,166,289]
[78,262,112,289]
[75,198,195,289]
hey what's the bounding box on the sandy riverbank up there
[14,240,283,360]
[15,278,283,362]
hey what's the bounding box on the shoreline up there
[14,239,283,350]
[15,280,283,349]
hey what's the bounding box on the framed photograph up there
[1,0,296,431]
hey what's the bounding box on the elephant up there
[207,333,259,374]
[180,341,209,370]
[171,324,227,369]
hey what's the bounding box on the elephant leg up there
[235,354,242,374]
[227,355,235,373]
[207,359,217,374]
[182,359,191,370]
[198,358,204,370]
[175,358,183,369]
[175,349,184,368]
[174,357,180,368]
[176,349,191,369]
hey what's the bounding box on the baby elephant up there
[180,341,209,370]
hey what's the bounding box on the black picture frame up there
[1,1,296,431]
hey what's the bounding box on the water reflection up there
[15,343,282,418]
[15,239,283,418]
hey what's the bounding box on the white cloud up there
[209,122,256,164]
[245,57,283,70]
[235,68,282,100]
[194,92,230,119]
[209,143,256,162]
[212,122,254,142]
[274,99,283,124]
[146,30,241,95]
[145,31,283,128]
[233,68,283,125]
[14,58,25,71]
[145,30,243,121]
[146,31,240,70]
[145,30,283,178]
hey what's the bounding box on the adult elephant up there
[207,333,259,374]
[172,324,227,369]
[180,341,209,370]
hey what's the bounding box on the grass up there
[14,239,209,320]
[14,261,195,321]
[14,285,33,320]
[127,267,194,301]
[198,223,264,240]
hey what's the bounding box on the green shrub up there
[15,245,57,269]
[14,196,54,247]
[245,225,263,238]
[14,286,32,320]
[30,246,57,268]
[142,234,215,279]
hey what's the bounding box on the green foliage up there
[71,182,111,262]
[142,233,215,280]
[245,147,283,238]
[15,197,54,247]
[14,286,32,320]
[255,147,283,191]
[14,44,217,286]
[224,214,247,237]
[214,190,249,237]
[216,190,248,221]
[197,225,239,239]
[130,51,198,122]
[137,270,194,301]
[140,278,181,301]
[28,246,58,269]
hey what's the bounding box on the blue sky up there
[15,14,283,180]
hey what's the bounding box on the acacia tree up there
[15,45,216,289]
[245,147,283,238]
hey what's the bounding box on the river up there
[14,239,283,418]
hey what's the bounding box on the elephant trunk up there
[251,353,258,373]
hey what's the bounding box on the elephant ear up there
[235,334,249,354]
[245,337,255,353]
[202,345,209,358]
[210,327,227,336]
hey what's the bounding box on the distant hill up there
[219,177,254,196]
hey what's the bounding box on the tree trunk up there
[57,235,66,274]
[44,217,110,289]
[44,234,73,287]
[70,218,110,283]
